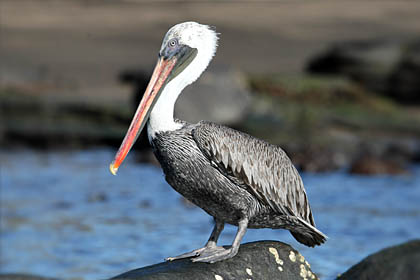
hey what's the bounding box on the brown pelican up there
[110,22,326,263]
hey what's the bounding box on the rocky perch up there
[338,239,420,280]
[110,241,318,280]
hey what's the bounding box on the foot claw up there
[166,245,230,262]
[166,247,206,261]
[192,247,236,263]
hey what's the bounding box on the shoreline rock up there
[338,239,420,280]
[2,71,419,175]
[110,241,318,280]
[306,39,420,105]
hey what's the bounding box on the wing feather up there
[192,121,315,225]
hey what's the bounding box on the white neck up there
[147,54,214,140]
[147,79,183,139]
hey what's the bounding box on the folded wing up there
[192,121,315,226]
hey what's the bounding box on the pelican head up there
[160,22,218,88]
[110,22,218,175]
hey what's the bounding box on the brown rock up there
[349,156,408,175]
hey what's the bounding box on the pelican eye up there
[168,38,178,48]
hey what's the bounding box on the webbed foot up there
[165,247,206,261]
[192,246,237,263]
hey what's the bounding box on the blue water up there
[1,149,419,279]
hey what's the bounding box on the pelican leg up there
[192,218,248,263]
[166,219,225,261]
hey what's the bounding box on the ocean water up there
[1,149,419,279]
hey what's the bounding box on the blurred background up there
[1,0,420,279]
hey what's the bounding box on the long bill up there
[109,57,177,175]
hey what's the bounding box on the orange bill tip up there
[109,162,118,176]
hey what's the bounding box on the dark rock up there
[306,40,400,93]
[387,40,420,104]
[383,141,420,165]
[347,139,419,175]
[306,39,420,104]
[110,241,318,280]
[306,40,383,75]
[0,86,131,149]
[288,144,347,173]
[338,239,420,280]
[349,156,408,175]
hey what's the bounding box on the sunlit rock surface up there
[110,241,318,280]
[338,240,420,280]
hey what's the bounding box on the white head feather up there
[161,21,218,88]
[148,22,219,137]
